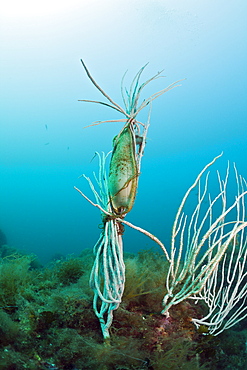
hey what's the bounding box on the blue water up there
[1,1,247,263]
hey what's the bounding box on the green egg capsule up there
[108,122,139,215]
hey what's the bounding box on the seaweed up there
[54,257,85,285]
[0,248,245,369]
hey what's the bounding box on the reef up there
[0,245,246,370]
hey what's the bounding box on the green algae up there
[0,246,246,369]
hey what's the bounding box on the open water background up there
[1,0,247,263]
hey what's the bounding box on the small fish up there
[45,124,48,130]
[44,142,49,145]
